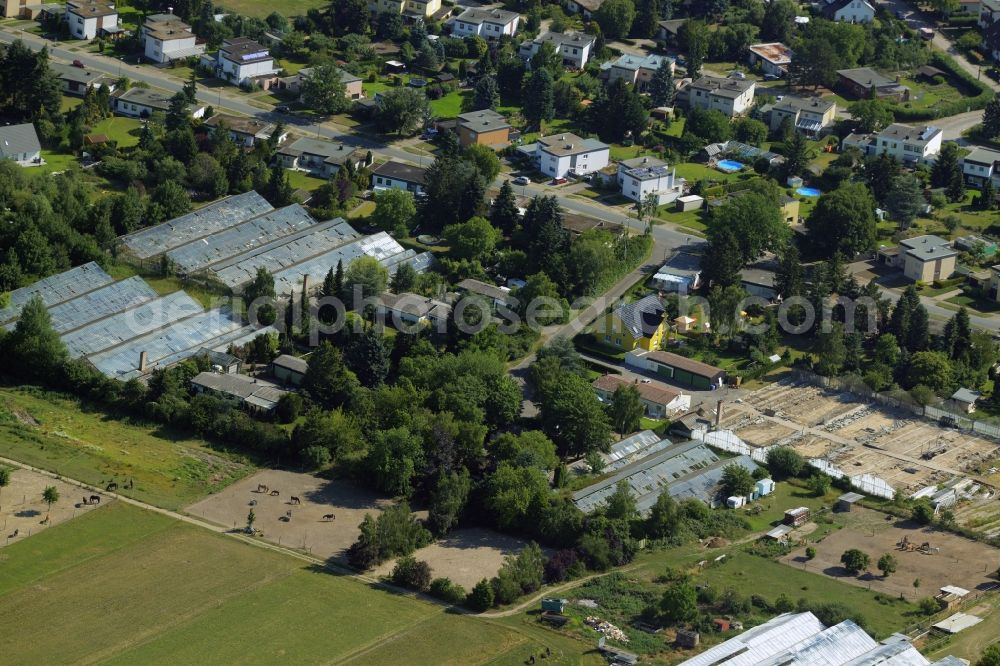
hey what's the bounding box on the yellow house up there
[780,195,800,225]
[594,294,667,351]
[370,0,441,17]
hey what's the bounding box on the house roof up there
[532,30,596,50]
[295,66,361,85]
[0,123,41,157]
[963,145,1000,165]
[657,18,685,36]
[380,291,452,319]
[837,67,899,90]
[823,0,874,17]
[878,123,941,143]
[602,53,672,73]
[642,350,725,379]
[114,87,201,112]
[457,278,513,303]
[220,37,272,64]
[272,353,308,374]
[537,133,609,157]
[592,374,682,406]
[613,294,665,338]
[772,95,835,115]
[950,387,980,403]
[620,156,675,181]
[458,109,510,134]
[689,75,755,98]
[205,114,276,137]
[191,371,287,405]
[67,0,116,18]
[51,62,110,86]
[569,0,603,12]
[372,160,428,185]
[454,7,519,25]
[899,234,957,261]
[838,492,864,503]
[656,251,701,279]
[278,137,361,164]
[748,42,792,66]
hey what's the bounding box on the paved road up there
[936,109,986,141]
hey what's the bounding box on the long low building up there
[592,374,690,418]
[626,349,726,390]
[191,371,289,415]
[0,261,114,325]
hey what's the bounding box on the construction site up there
[709,378,1000,534]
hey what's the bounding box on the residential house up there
[741,262,780,300]
[897,235,958,282]
[592,374,691,418]
[961,145,1000,188]
[875,123,943,164]
[564,0,603,19]
[66,0,117,40]
[368,0,443,20]
[278,66,363,100]
[270,354,307,386]
[956,0,979,13]
[656,18,685,45]
[210,37,278,86]
[140,13,203,64]
[593,294,667,352]
[455,109,511,148]
[625,349,726,389]
[981,0,1000,28]
[190,371,289,415]
[767,95,837,136]
[617,156,685,206]
[520,133,610,179]
[651,251,701,293]
[601,53,673,90]
[822,0,875,23]
[377,291,452,327]
[836,67,910,101]
[111,87,207,119]
[948,388,980,414]
[449,7,519,39]
[456,278,514,310]
[371,161,428,195]
[779,195,800,224]
[518,31,596,69]
[277,138,371,178]
[204,114,287,147]
[747,42,792,78]
[1,0,27,18]
[683,76,756,117]
[51,62,116,96]
[0,123,42,166]
[985,21,1000,62]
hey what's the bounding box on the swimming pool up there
[796,187,821,197]
[717,159,745,173]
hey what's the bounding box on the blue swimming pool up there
[796,187,821,197]
[717,159,745,173]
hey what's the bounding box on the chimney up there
[302,273,309,296]
[139,350,148,372]
[715,399,723,428]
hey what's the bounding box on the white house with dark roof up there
[449,7,520,38]
[51,61,116,96]
[518,31,596,69]
[876,123,943,164]
[140,13,203,63]
[204,114,287,147]
[66,0,117,40]
[111,87,207,119]
[767,95,837,136]
[592,374,690,418]
[961,145,1000,188]
[822,0,875,22]
[563,0,603,18]
[617,156,684,205]
[0,123,42,166]
[277,138,371,178]
[371,161,428,195]
[601,53,673,90]
[684,76,756,117]
[519,133,610,179]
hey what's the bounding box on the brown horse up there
[289,496,301,505]
[89,495,101,504]
[269,490,280,496]
[322,514,336,522]
[106,482,117,492]
[256,484,269,493]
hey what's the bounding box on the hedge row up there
[887,52,995,121]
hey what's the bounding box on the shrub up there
[391,556,432,591]
[429,577,467,604]
[919,596,941,615]
[467,577,495,611]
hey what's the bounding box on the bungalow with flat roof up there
[836,67,910,101]
[278,66,363,100]
[204,114,287,147]
[651,252,701,293]
[449,7,520,39]
[371,161,428,195]
[747,42,792,78]
[455,109,511,148]
[519,133,610,179]
[625,349,726,389]
[277,137,371,178]
[456,278,514,309]
[518,31,596,69]
[0,123,42,166]
[270,354,308,386]
[601,53,673,90]
[377,291,452,327]
[617,156,685,206]
[767,95,836,136]
[592,374,691,418]
[51,62,116,96]
[896,235,958,282]
[683,76,756,117]
[191,371,289,415]
[111,87,207,119]
[140,13,203,63]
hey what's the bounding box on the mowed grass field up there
[0,386,253,510]
[0,502,595,665]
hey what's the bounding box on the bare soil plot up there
[0,468,105,547]
[781,508,1000,599]
[372,527,532,590]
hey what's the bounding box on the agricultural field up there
[0,386,253,510]
[0,502,595,665]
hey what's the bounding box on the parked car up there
[550,177,567,185]
[728,71,746,80]
[72,59,85,68]
[763,73,781,81]
[512,175,530,186]
[274,105,290,113]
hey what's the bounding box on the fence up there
[789,370,1000,442]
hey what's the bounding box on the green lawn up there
[210,0,327,17]
[0,386,253,510]
[61,96,83,113]
[285,169,327,192]
[89,116,143,147]
[36,150,79,174]
[674,162,745,183]
[0,502,594,664]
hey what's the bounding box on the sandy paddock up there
[781,508,1000,599]
[0,468,106,547]
[186,469,530,586]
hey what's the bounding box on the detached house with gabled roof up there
[822,0,875,23]
[277,137,372,178]
[593,294,667,352]
[0,123,42,166]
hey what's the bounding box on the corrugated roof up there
[0,262,113,325]
[754,620,877,666]
[4,276,158,335]
[642,350,725,379]
[272,353,308,374]
[678,613,828,666]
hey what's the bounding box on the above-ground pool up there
[796,187,821,197]
[716,159,745,173]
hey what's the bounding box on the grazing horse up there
[256,484,268,494]
[322,514,336,522]
[106,482,117,492]
[8,529,18,539]
[248,499,257,507]
[289,496,301,505]
[82,496,90,506]
[90,495,101,505]
[269,490,279,496]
